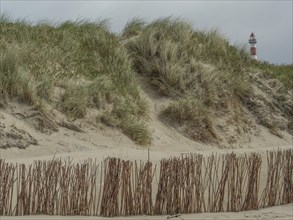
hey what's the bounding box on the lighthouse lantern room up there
[249,32,257,60]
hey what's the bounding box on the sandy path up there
[2,141,292,165]
[1,204,292,220]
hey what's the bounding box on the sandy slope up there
[1,99,292,164]
[1,78,292,220]
[1,79,292,163]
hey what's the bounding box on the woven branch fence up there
[0,149,292,217]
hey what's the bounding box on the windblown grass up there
[254,62,293,89]
[0,16,151,145]
[122,17,146,38]
[126,18,252,99]
[162,99,217,142]
[124,17,291,141]
[125,17,290,142]
[1,15,291,145]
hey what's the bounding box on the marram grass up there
[0,16,151,144]
[1,16,292,144]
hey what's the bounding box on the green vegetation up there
[125,18,252,142]
[125,17,292,142]
[0,16,151,145]
[1,15,292,145]
[271,65,293,89]
[122,17,146,38]
[254,62,293,89]
[126,18,253,98]
[162,99,217,142]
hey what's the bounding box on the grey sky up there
[1,0,292,64]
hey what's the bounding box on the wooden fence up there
[0,149,292,216]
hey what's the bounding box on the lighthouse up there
[249,32,257,60]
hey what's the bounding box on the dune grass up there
[126,18,252,99]
[254,62,293,89]
[125,18,251,142]
[1,15,291,145]
[162,99,217,142]
[125,17,291,142]
[122,17,146,38]
[0,16,151,145]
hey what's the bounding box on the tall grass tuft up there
[60,82,90,119]
[100,97,151,145]
[162,99,217,142]
[1,16,291,144]
[1,17,151,145]
[126,17,290,142]
[0,52,19,95]
[122,17,146,38]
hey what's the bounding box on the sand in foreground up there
[1,204,292,220]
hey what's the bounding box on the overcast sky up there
[1,0,292,64]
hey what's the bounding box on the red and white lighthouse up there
[249,32,257,60]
